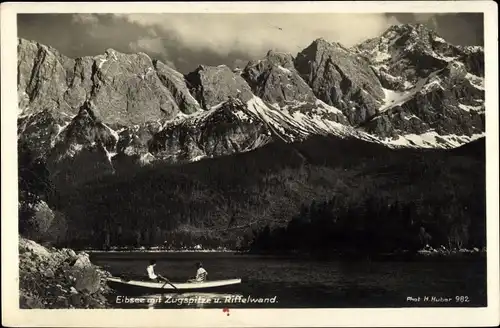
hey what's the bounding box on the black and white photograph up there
[1,1,499,327]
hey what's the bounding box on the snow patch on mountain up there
[246,96,295,140]
[244,97,379,143]
[104,147,117,164]
[191,155,207,162]
[466,73,485,90]
[157,90,482,158]
[373,51,392,63]
[377,68,447,113]
[381,131,485,149]
[50,122,71,147]
[421,78,444,94]
[102,123,119,143]
[65,144,84,158]
[379,88,412,112]
[458,103,484,113]
[97,57,108,69]
[460,45,483,53]
[312,99,344,115]
[16,26,486,170]
[404,114,420,121]
[210,101,227,111]
[433,36,446,43]
[139,152,156,165]
[277,65,292,74]
[233,109,254,122]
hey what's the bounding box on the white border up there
[1,2,498,327]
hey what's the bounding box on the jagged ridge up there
[17,24,485,188]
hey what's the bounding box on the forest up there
[18,135,486,255]
[249,193,485,257]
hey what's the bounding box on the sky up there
[17,13,484,74]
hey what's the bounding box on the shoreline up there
[19,237,113,309]
[236,248,487,261]
[81,248,487,262]
[84,249,237,254]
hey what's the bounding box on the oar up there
[159,275,178,290]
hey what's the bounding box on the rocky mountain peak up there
[153,60,201,114]
[185,64,254,110]
[77,100,99,121]
[310,37,331,48]
[264,50,295,69]
[353,24,485,145]
[18,38,77,116]
[307,38,350,53]
[17,37,206,128]
[104,48,117,56]
[242,50,316,106]
[358,23,454,58]
[391,23,449,50]
[17,27,485,182]
[295,37,384,125]
[384,23,431,34]
[354,23,471,90]
[224,95,246,107]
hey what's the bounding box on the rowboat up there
[107,277,242,294]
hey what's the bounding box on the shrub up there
[22,201,68,246]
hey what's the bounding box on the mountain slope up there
[242,50,318,106]
[352,24,485,146]
[50,134,486,249]
[295,38,385,125]
[17,24,486,191]
[17,24,487,251]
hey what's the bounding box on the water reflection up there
[98,253,487,308]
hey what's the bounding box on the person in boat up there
[146,259,170,283]
[188,262,208,283]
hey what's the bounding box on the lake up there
[90,252,487,309]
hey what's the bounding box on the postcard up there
[1,1,498,327]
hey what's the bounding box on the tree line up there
[249,191,486,256]
[17,135,486,254]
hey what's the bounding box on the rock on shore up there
[416,245,485,258]
[19,237,113,309]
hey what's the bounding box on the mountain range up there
[17,24,486,249]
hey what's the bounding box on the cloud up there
[232,59,249,70]
[387,13,484,46]
[128,37,177,68]
[115,13,402,57]
[71,13,99,25]
[18,13,483,74]
[129,37,165,54]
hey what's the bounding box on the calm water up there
[90,252,487,309]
